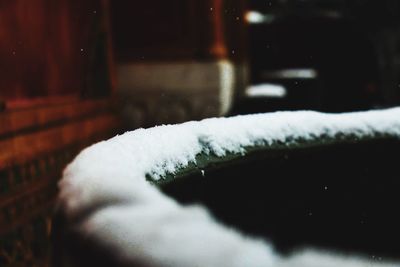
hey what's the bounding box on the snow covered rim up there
[145,107,400,185]
[148,125,400,186]
[56,107,400,267]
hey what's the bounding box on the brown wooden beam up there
[0,113,120,170]
[0,99,116,137]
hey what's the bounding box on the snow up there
[245,84,288,98]
[57,107,400,267]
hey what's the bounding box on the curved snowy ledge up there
[57,108,400,267]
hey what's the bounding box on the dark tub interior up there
[161,139,400,260]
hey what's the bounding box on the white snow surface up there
[58,107,400,267]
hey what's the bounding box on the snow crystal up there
[57,107,400,267]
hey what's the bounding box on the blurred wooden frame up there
[0,1,119,265]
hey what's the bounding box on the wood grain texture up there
[0,98,115,137]
[0,113,119,170]
[0,0,112,101]
[0,102,120,266]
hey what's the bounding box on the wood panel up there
[0,98,115,137]
[0,0,117,265]
[0,113,118,170]
[0,99,121,266]
[0,0,112,101]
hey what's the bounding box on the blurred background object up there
[111,0,247,128]
[0,1,118,266]
[1,0,400,266]
[236,0,400,114]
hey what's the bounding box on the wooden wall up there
[0,0,112,102]
[0,1,120,266]
[0,100,120,266]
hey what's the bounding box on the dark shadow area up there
[161,139,400,260]
[243,15,381,113]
